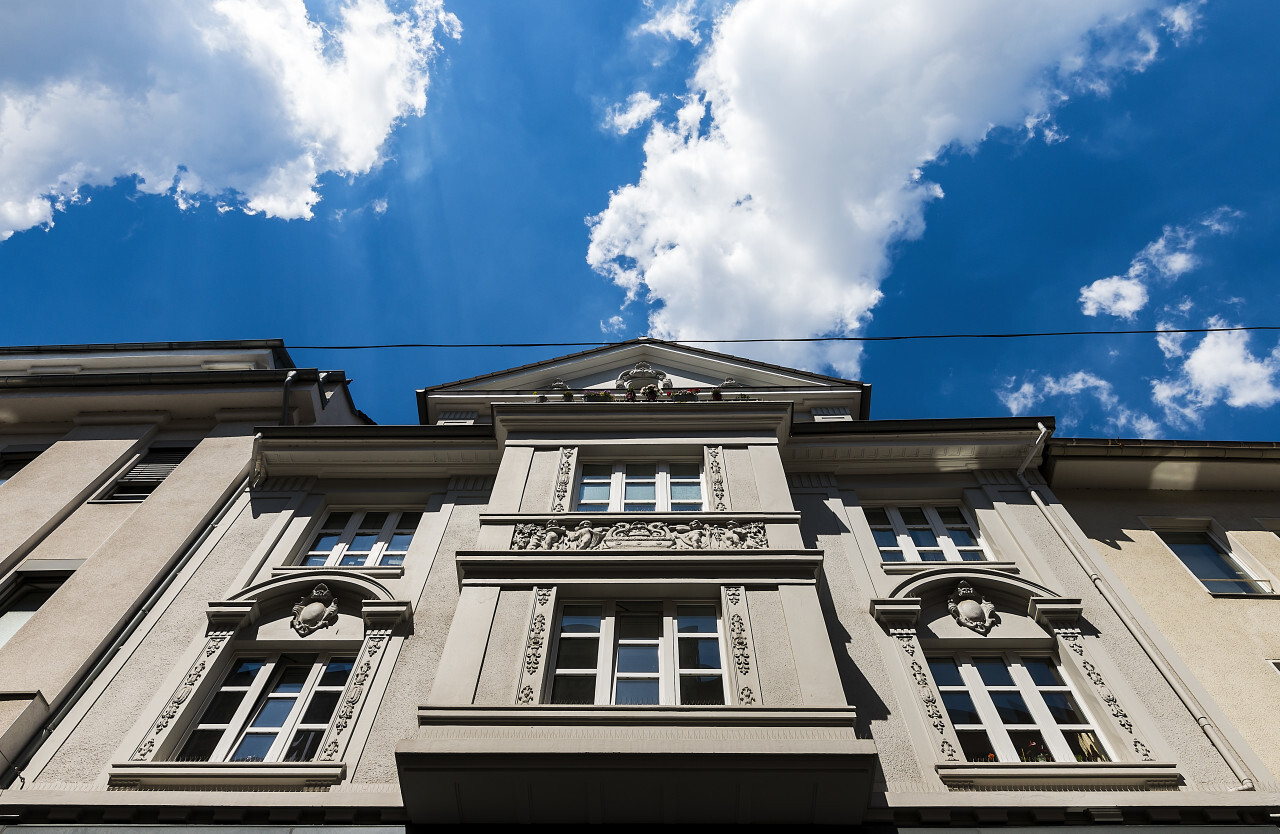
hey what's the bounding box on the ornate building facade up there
[0,339,1275,828]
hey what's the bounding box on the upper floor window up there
[865,505,989,562]
[0,451,40,486]
[0,577,64,649]
[930,653,1109,764]
[548,601,726,705]
[176,653,354,763]
[575,463,703,512]
[101,447,194,502]
[1155,530,1269,594]
[300,510,422,567]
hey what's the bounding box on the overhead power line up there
[289,325,1280,351]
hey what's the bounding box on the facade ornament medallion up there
[291,584,339,636]
[512,519,767,551]
[947,581,999,635]
[615,361,672,391]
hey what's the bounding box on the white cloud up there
[1154,320,1187,358]
[0,0,460,240]
[1000,370,1160,436]
[1079,276,1149,319]
[1161,1,1203,43]
[604,92,662,136]
[1152,318,1280,426]
[637,0,703,45]
[600,315,627,335]
[1077,205,1240,318]
[588,1,1184,375]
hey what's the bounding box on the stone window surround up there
[1140,515,1278,597]
[573,460,706,513]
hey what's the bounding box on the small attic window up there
[437,411,477,426]
[811,407,852,422]
[100,447,194,502]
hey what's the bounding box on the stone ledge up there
[936,761,1182,791]
[106,761,345,791]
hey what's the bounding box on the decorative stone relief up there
[738,686,756,705]
[515,586,556,705]
[947,581,999,635]
[706,446,728,511]
[1059,628,1085,656]
[130,632,233,761]
[512,519,766,551]
[1051,625,1158,761]
[129,740,155,762]
[517,686,535,705]
[940,739,959,762]
[892,627,961,751]
[614,361,672,391]
[291,584,339,636]
[722,585,762,707]
[730,614,751,675]
[1133,739,1154,761]
[550,447,576,513]
[725,586,742,605]
[524,614,547,675]
[895,634,916,657]
[316,628,392,762]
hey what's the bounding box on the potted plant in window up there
[584,390,614,402]
[624,389,637,402]
[641,384,659,402]
[669,387,699,402]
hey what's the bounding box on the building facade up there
[0,339,1275,828]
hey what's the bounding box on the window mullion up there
[598,601,617,704]
[217,656,278,761]
[661,600,676,705]
[961,660,1017,762]
[266,659,325,762]
[657,464,670,512]
[927,507,963,562]
[1011,662,1074,762]
[889,509,916,561]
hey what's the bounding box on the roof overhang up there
[252,425,500,479]
[1044,437,1280,491]
[491,400,793,445]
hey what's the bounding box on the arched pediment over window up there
[210,571,407,642]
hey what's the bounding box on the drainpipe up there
[279,370,298,426]
[1016,422,1050,476]
[1017,468,1258,791]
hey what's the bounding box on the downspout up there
[4,476,251,789]
[279,369,298,426]
[1017,463,1258,791]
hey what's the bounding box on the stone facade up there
[0,339,1275,827]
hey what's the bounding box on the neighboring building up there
[0,339,1276,828]
[1045,438,1280,785]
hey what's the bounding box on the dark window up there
[103,447,194,502]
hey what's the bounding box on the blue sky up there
[1,1,1278,437]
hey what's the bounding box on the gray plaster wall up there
[724,447,759,511]
[996,493,1241,789]
[21,502,136,565]
[473,588,533,706]
[519,449,560,513]
[352,499,483,784]
[34,495,290,785]
[745,588,801,706]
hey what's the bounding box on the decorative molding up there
[947,581,999,635]
[721,584,761,707]
[614,361,672,391]
[940,739,958,762]
[1082,659,1133,733]
[725,586,742,606]
[291,583,339,636]
[524,614,547,675]
[315,628,393,763]
[1051,625,1157,762]
[706,446,728,511]
[738,686,756,705]
[130,632,233,761]
[550,447,576,513]
[516,586,556,705]
[730,614,751,676]
[512,519,767,551]
[517,686,535,705]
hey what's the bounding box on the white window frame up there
[297,509,422,568]
[864,504,991,563]
[1152,527,1271,595]
[931,652,1111,764]
[546,600,728,706]
[174,652,356,764]
[573,462,705,513]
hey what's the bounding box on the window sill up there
[881,560,1019,574]
[107,761,346,791]
[935,761,1180,791]
[1207,591,1280,599]
[272,564,405,580]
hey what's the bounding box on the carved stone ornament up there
[512,519,766,551]
[550,447,574,513]
[615,361,673,391]
[947,581,1000,635]
[706,447,728,511]
[291,583,339,636]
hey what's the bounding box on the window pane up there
[379,554,404,567]
[920,550,945,561]
[959,551,986,562]
[936,507,967,525]
[1065,730,1110,762]
[616,611,661,638]
[231,733,276,762]
[582,463,612,477]
[679,675,725,705]
[957,730,998,763]
[676,606,717,633]
[273,664,311,693]
[872,529,898,548]
[387,533,414,551]
[359,512,389,531]
[679,638,721,670]
[550,675,596,705]
[898,507,927,525]
[625,503,656,512]
[615,679,660,705]
[320,658,355,687]
[1009,730,1054,762]
[670,483,702,501]
[349,533,378,552]
[302,555,328,567]
[879,550,904,562]
[310,533,340,552]
[625,464,656,478]
[863,508,890,526]
[578,503,609,513]
[617,645,659,673]
[340,554,369,566]
[579,483,611,502]
[1202,579,1262,593]
[397,511,422,529]
[560,606,601,633]
[974,657,1014,687]
[1023,658,1063,687]
[669,463,700,478]
[325,512,352,530]
[251,697,296,728]
[301,691,341,725]
[948,529,976,547]
[1042,692,1086,724]
[928,658,964,687]
[909,529,939,547]
[941,692,981,724]
[1160,532,1247,581]
[226,659,266,687]
[284,729,324,762]
[624,483,656,501]
[199,691,245,725]
[555,637,599,669]
[176,729,223,762]
[990,692,1034,724]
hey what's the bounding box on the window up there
[930,653,1109,764]
[864,505,989,562]
[299,510,422,567]
[548,601,726,705]
[0,578,63,649]
[575,463,704,512]
[102,447,194,501]
[1156,530,1269,594]
[0,452,40,486]
[175,653,354,763]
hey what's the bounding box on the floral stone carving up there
[512,519,767,550]
[947,581,999,635]
[291,583,339,636]
[614,361,673,391]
